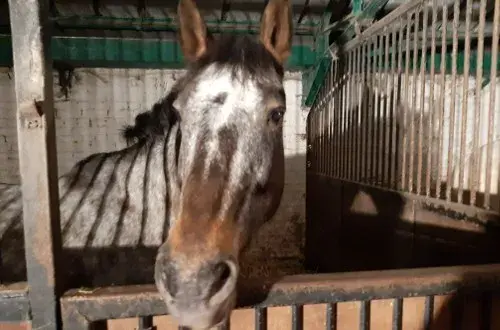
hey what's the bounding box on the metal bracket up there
[55,62,75,100]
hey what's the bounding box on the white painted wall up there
[0,68,309,261]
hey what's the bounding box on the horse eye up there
[269,108,285,124]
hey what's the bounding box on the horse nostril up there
[208,261,232,298]
[163,264,179,298]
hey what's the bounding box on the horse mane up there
[121,91,179,145]
[120,34,283,145]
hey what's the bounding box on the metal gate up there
[1,0,500,328]
[305,0,500,273]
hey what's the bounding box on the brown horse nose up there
[156,254,238,306]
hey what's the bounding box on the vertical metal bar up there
[320,87,324,175]
[7,1,62,329]
[255,307,267,330]
[446,0,461,202]
[484,0,499,209]
[347,50,354,180]
[371,36,380,186]
[373,34,382,186]
[436,1,448,199]
[361,42,368,183]
[427,0,437,197]
[342,54,349,180]
[313,108,319,174]
[291,305,304,330]
[409,9,420,194]
[383,31,390,188]
[357,45,363,182]
[392,298,403,330]
[326,303,337,330]
[329,62,335,178]
[311,109,315,172]
[318,89,322,175]
[423,295,434,330]
[138,316,154,330]
[360,300,370,330]
[326,67,331,177]
[470,0,487,206]
[401,11,412,191]
[396,18,404,190]
[389,23,398,190]
[366,41,374,184]
[353,47,359,182]
[457,0,473,204]
[417,4,428,196]
[335,59,341,178]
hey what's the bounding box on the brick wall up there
[0,67,309,262]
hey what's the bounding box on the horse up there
[0,0,292,328]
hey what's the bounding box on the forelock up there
[120,33,284,144]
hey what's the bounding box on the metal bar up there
[389,23,398,190]
[342,55,348,180]
[326,303,337,330]
[255,307,267,330]
[470,0,487,206]
[343,0,426,51]
[409,9,420,194]
[334,59,341,178]
[297,0,310,24]
[361,42,368,183]
[383,31,390,188]
[374,34,382,186]
[220,0,231,21]
[291,305,303,330]
[371,36,379,185]
[355,45,362,182]
[436,1,448,199]
[60,263,500,323]
[359,300,370,330]
[347,49,354,181]
[395,17,404,190]
[423,295,434,330]
[417,4,428,196]
[7,1,63,330]
[0,283,30,322]
[366,40,374,184]
[457,0,473,204]
[426,0,437,198]
[392,298,402,330]
[445,0,460,202]
[484,0,499,209]
[401,11,412,191]
[320,86,328,174]
[0,35,316,70]
[319,91,323,175]
[327,64,334,178]
[138,316,154,330]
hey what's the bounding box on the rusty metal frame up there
[6,0,63,329]
[59,263,500,329]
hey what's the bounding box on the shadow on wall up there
[0,154,308,288]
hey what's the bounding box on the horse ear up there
[177,0,208,62]
[259,0,293,65]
